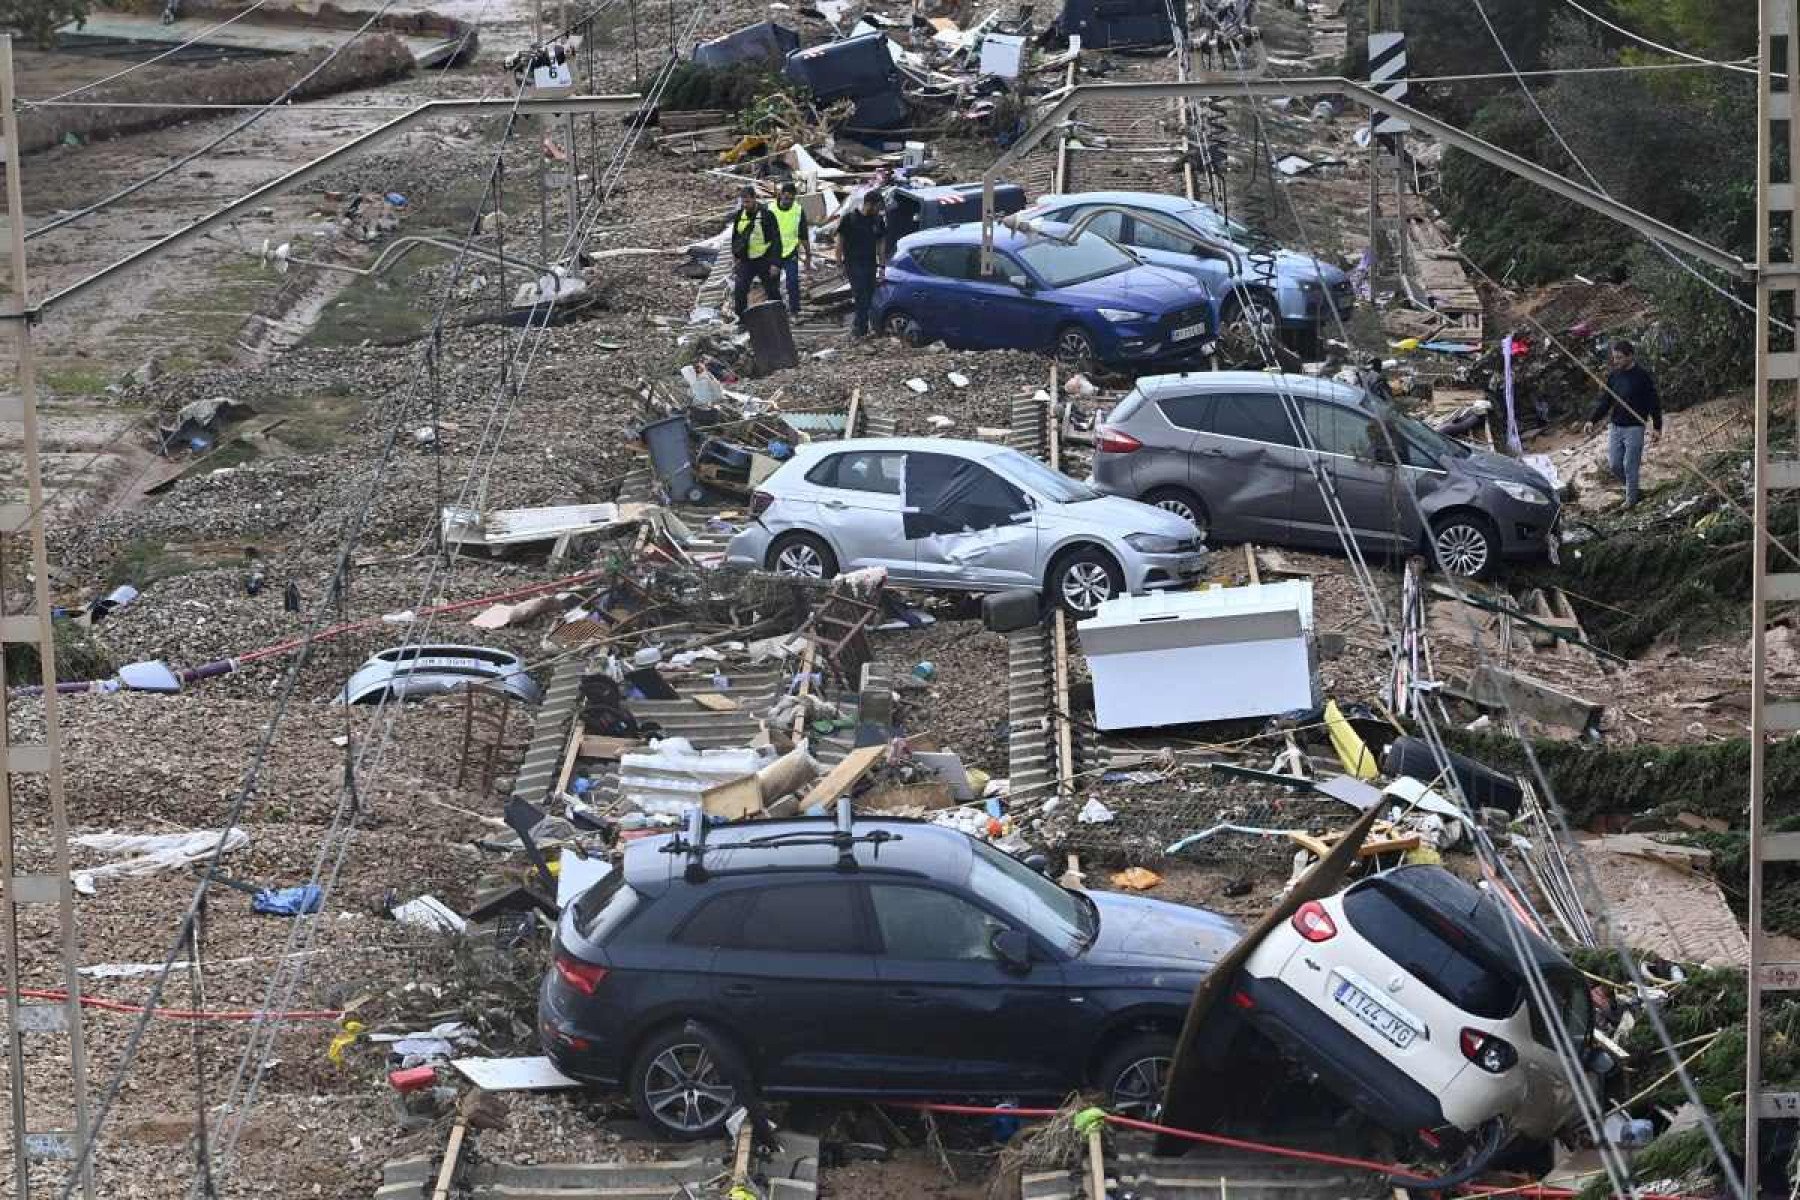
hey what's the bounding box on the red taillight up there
[1094,425,1143,454]
[1290,900,1337,942]
[749,490,774,517]
[554,952,609,995]
[1416,1128,1442,1150]
[1459,1027,1517,1073]
[1230,988,1255,1010]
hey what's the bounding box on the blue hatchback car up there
[872,224,1215,368]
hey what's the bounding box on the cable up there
[27,0,400,243]
[23,0,278,108]
[1552,0,1762,77]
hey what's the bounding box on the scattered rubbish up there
[692,20,800,68]
[978,31,1026,77]
[946,371,970,388]
[621,739,769,815]
[390,894,469,934]
[71,828,249,895]
[253,884,324,917]
[1110,867,1162,891]
[338,645,542,706]
[117,659,181,693]
[1381,737,1522,816]
[449,1056,582,1091]
[388,1065,438,1092]
[911,661,937,683]
[1062,373,1098,398]
[1077,798,1114,824]
[905,378,930,394]
[1324,699,1378,780]
[555,851,612,908]
[156,397,253,455]
[927,414,954,429]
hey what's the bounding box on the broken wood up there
[579,735,641,760]
[1086,1127,1107,1200]
[430,1116,469,1200]
[1465,664,1604,735]
[1244,543,1260,585]
[553,722,584,797]
[799,745,886,808]
[701,775,765,820]
[1288,830,1422,860]
[858,781,953,811]
[691,692,740,712]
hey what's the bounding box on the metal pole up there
[1366,0,1378,279]
[0,33,94,1200]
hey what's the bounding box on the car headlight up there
[1097,307,1148,323]
[1299,279,1322,294]
[1126,532,1188,553]
[1494,480,1550,505]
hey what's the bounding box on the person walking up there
[1583,338,1662,509]
[836,190,888,339]
[730,186,781,319]
[770,182,811,319]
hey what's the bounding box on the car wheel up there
[1051,546,1123,616]
[1054,324,1097,370]
[1142,487,1209,541]
[766,532,838,581]
[1097,1033,1175,1122]
[1219,291,1279,363]
[1430,512,1499,580]
[882,309,926,347]
[630,1026,741,1140]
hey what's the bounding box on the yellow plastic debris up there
[1403,845,1444,866]
[1110,867,1163,892]
[967,768,991,797]
[327,1018,365,1066]
[1324,700,1378,780]
[1388,337,1420,353]
[1072,1106,1110,1136]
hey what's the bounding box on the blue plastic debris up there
[252,885,323,916]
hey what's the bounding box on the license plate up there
[1333,978,1418,1049]
[1172,322,1207,342]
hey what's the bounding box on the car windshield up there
[1380,401,1471,462]
[967,839,1091,955]
[1015,230,1135,287]
[1185,204,1255,242]
[991,448,1101,503]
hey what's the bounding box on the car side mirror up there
[1008,274,1034,292]
[991,928,1031,973]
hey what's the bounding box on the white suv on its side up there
[1232,866,1602,1169]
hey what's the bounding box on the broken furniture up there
[441,502,637,561]
[1079,582,1317,731]
[797,573,886,689]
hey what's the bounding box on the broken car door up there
[903,452,1039,589]
[1289,397,1420,551]
[865,883,1073,1093]
[697,881,885,1090]
[1188,392,1306,541]
[804,449,916,579]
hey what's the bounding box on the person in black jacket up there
[1583,339,1662,508]
[730,186,781,319]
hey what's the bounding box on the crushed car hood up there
[1051,494,1197,540]
[1053,264,1201,314]
[1457,446,1554,490]
[1081,891,1241,968]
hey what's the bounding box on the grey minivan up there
[1091,372,1560,578]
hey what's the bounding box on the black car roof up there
[622,815,971,896]
[1356,865,1571,980]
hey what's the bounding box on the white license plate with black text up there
[1333,978,1418,1048]
[1171,322,1207,342]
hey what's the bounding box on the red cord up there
[888,1101,1706,1200]
[12,988,342,1022]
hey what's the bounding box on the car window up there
[1158,394,1214,432]
[734,884,865,953]
[673,893,744,947]
[573,871,638,940]
[1128,217,1198,255]
[1014,230,1134,287]
[870,885,1006,960]
[1343,885,1521,1019]
[1301,399,1377,459]
[916,244,981,280]
[1383,402,1472,462]
[1084,210,1126,241]
[903,453,1026,535]
[967,839,1086,956]
[988,448,1101,503]
[1527,973,1593,1049]
[1210,393,1300,447]
[805,450,904,495]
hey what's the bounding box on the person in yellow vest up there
[730,186,781,319]
[770,181,812,318]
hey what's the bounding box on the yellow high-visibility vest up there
[737,211,770,259]
[771,201,804,258]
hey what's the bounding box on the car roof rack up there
[661,798,901,882]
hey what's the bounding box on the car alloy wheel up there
[641,1043,736,1134]
[1434,520,1492,577]
[1220,295,1278,362]
[1056,328,1096,367]
[884,311,922,345]
[774,541,826,578]
[1109,1053,1170,1121]
[1061,560,1116,612]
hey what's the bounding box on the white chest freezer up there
[1077,582,1318,731]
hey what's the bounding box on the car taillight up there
[749,490,774,517]
[554,951,609,995]
[1094,426,1143,454]
[1290,900,1337,942]
[1459,1028,1517,1074]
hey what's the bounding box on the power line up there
[23,0,278,108]
[1552,0,1764,77]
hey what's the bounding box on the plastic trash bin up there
[641,413,705,504]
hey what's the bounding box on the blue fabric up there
[781,255,802,316]
[253,884,323,916]
[1608,423,1646,506]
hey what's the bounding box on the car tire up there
[1219,291,1279,363]
[629,1025,743,1141]
[766,532,838,581]
[1050,545,1123,616]
[1430,511,1499,580]
[882,308,926,347]
[1142,487,1210,541]
[1054,324,1097,370]
[1096,1032,1175,1121]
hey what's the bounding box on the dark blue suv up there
[873,224,1216,368]
[540,811,1240,1139]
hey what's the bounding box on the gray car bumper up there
[1124,549,1209,592]
[725,525,774,571]
[1491,497,1561,559]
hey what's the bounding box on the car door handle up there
[1197,446,1227,457]
[890,988,928,1005]
[722,984,758,999]
[821,499,849,510]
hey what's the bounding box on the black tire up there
[1219,291,1280,364]
[1142,487,1210,541]
[1054,324,1098,369]
[1429,511,1499,580]
[629,1025,743,1140]
[1049,545,1124,616]
[766,532,838,581]
[882,308,926,347]
[1095,1032,1175,1122]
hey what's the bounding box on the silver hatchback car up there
[726,437,1207,614]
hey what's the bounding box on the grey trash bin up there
[641,413,704,504]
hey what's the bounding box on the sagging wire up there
[21,0,277,108]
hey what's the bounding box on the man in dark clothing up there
[730,186,781,319]
[1583,338,1662,508]
[836,190,888,338]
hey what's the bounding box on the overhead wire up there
[1551,0,1764,77]
[22,0,278,108]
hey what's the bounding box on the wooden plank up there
[1244,543,1260,585]
[799,745,886,808]
[431,1121,468,1200]
[691,693,740,712]
[1085,1128,1107,1200]
[859,781,954,812]
[552,722,584,797]
[579,735,641,760]
[701,775,764,820]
